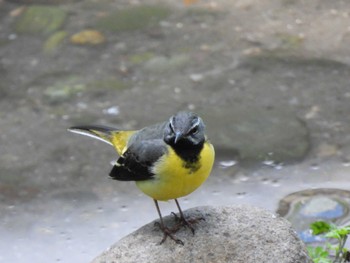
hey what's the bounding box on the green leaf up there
[326,243,338,251]
[315,258,333,263]
[337,227,350,236]
[310,221,332,235]
[325,230,341,239]
[307,246,330,261]
[325,226,350,239]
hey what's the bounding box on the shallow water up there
[1,0,350,262]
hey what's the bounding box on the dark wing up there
[127,121,167,146]
[109,139,167,181]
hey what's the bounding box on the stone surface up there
[201,106,310,163]
[92,205,311,263]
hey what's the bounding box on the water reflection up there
[277,189,350,243]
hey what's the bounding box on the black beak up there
[174,132,183,144]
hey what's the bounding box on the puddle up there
[277,189,350,243]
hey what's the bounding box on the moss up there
[15,5,67,35]
[43,31,67,53]
[96,5,170,32]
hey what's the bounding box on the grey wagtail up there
[68,111,215,245]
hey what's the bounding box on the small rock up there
[92,205,311,263]
[304,105,320,119]
[103,106,119,116]
[70,30,106,45]
[189,73,204,82]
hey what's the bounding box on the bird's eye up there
[190,126,198,135]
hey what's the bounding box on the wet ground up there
[1,0,350,262]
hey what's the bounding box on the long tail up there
[68,125,136,155]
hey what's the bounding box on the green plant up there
[308,221,350,263]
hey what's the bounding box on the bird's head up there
[164,111,205,147]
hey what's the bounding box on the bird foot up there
[154,222,184,245]
[171,212,205,234]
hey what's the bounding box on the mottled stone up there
[92,205,311,263]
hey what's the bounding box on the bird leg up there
[171,199,204,234]
[154,199,184,245]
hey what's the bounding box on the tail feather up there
[68,125,137,155]
[68,125,116,145]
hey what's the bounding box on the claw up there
[155,222,184,245]
[172,214,204,235]
[154,200,184,245]
[153,199,205,245]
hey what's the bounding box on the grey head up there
[164,111,205,147]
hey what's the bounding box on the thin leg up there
[174,199,186,220]
[153,199,184,245]
[174,199,195,234]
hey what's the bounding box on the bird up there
[68,111,215,245]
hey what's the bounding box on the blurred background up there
[1,0,350,262]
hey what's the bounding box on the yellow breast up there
[136,141,215,201]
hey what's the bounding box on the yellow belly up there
[135,141,215,201]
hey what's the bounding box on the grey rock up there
[92,205,311,263]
